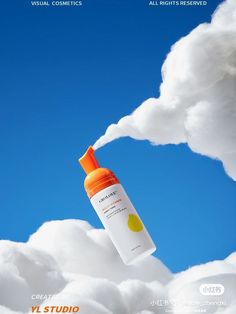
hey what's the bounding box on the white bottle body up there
[90,183,156,264]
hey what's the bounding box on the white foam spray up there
[93,0,236,180]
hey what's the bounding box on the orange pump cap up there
[79,146,119,198]
[79,146,100,174]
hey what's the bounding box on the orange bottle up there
[79,146,156,264]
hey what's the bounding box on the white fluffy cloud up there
[0,219,235,314]
[28,219,171,284]
[0,240,65,313]
[93,0,236,180]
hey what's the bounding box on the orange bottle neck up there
[84,168,119,198]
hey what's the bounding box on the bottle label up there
[90,183,155,263]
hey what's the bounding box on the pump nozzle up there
[79,146,100,174]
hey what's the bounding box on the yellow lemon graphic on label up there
[128,214,143,232]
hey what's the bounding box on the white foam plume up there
[93,0,236,180]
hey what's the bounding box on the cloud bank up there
[93,0,236,180]
[0,219,236,314]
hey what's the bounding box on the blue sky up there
[0,0,235,272]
